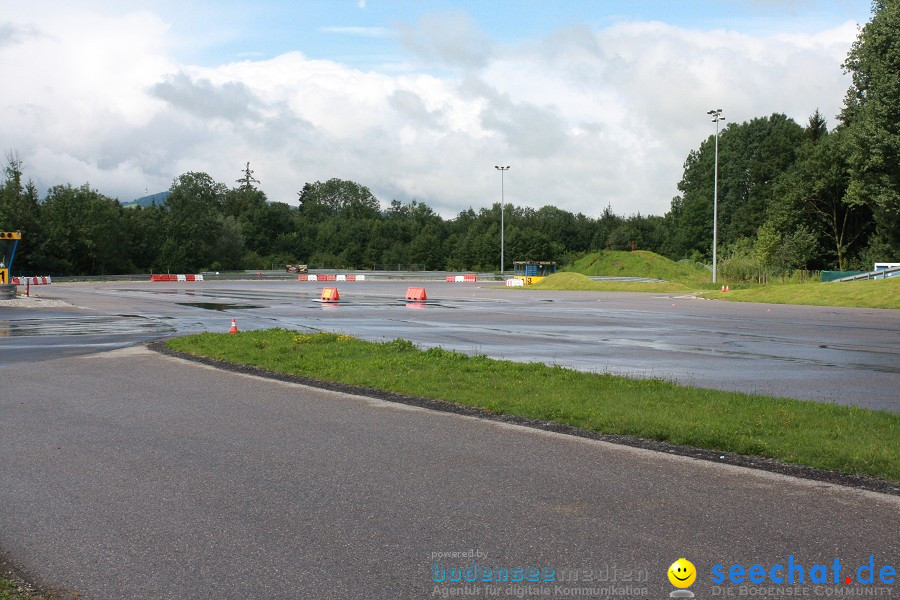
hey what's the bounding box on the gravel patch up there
[0,296,75,309]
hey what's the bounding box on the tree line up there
[666,0,898,279]
[0,160,632,275]
[1,2,896,279]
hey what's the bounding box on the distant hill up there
[122,191,169,208]
[568,250,710,287]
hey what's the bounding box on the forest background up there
[1,2,896,282]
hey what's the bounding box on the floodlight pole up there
[495,165,510,274]
[707,109,724,284]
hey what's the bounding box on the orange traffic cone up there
[228,318,238,334]
[725,285,730,292]
[721,285,726,292]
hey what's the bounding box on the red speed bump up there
[321,287,340,302]
[405,287,427,301]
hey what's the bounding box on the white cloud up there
[0,6,860,217]
[397,11,495,70]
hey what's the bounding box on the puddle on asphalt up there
[0,315,175,337]
[309,298,457,309]
[129,288,488,307]
[177,302,265,311]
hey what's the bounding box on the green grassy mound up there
[530,272,689,293]
[567,250,710,287]
[704,276,900,310]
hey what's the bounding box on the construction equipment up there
[0,231,22,286]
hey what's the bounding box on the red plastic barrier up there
[298,274,366,282]
[445,275,454,282]
[321,287,340,302]
[463,274,477,282]
[406,287,427,301]
[150,274,201,282]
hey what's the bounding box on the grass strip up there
[166,330,899,482]
[703,277,900,309]
[532,271,898,310]
[529,272,689,292]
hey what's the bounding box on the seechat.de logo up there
[711,556,896,585]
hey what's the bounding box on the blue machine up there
[0,231,22,285]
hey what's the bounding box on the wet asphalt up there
[2,279,898,411]
[0,346,897,599]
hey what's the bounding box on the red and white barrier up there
[12,276,52,286]
[505,278,524,287]
[446,274,477,283]
[298,274,365,282]
[150,274,204,282]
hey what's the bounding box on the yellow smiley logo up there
[668,558,697,588]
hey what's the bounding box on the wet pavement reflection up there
[1,280,897,411]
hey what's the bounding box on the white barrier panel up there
[454,275,464,282]
[357,274,365,281]
[196,274,203,281]
[308,274,318,281]
[177,274,187,281]
[505,278,524,287]
[337,274,346,281]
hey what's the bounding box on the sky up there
[0,0,873,218]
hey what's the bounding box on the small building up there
[873,263,900,279]
[513,261,557,285]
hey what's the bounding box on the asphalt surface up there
[2,280,899,411]
[1,346,897,599]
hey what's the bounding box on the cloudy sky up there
[0,0,871,218]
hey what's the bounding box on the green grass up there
[167,330,900,482]
[0,577,38,600]
[568,250,710,287]
[560,250,898,308]
[530,272,689,292]
[704,276,900,309]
